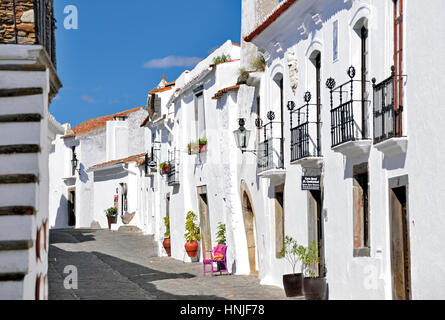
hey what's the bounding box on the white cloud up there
[80,95,98,104]
[142,56,202,69]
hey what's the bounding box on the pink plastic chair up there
[203,244,230,276]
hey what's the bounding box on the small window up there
[333,20,339,61]
[353,164,370,257]
[194,92,206,141]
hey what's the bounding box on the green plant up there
[159,162,167,170]
[280,236,305,274]
[164,215,170,238]
[216,222,226,245]
[199,136,207,146]
[187,141,199,154]
[250,54,266,72]
[213,54,232,65]
[300,241,320,278]
[184,211,201,242]
[105,207,117,217]
[238,67,248,76]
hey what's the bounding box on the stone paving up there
[48,229,298,300]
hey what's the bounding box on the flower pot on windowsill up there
[303,277,327,300]
[163,237,171,256]
[199,144,207,153]
[283,273,304,297]
[184,240,199,258]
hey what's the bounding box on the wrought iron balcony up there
[289,92,322,164]
[166,150,180,186]
[166,163,180,186]
[372,67,404,144]
[2,0,57,67]
[256,112,284,176]
[326,66,371,157]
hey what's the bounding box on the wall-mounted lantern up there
[71,152,79,175]
[233,118,256,154]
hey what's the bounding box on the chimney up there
[241,0,278,69]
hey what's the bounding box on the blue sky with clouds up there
[51,1,241,127]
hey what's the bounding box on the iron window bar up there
[256,111,284,173]
[166,149,180,186]
[288,91,323,162]
[326,66,371,148]
[372,66,406,144]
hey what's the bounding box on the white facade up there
[0,44,62,300]
[49,107,150,233]
[241,0,445,299]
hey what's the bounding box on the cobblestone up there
[49,229,299,300]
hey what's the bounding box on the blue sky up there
[51,1,242,127]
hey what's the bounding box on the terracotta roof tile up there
[212,85,240,99]
[90,153,146,170]
[244,0,297,42]
[149,86,175,94]
[62,107,143,139]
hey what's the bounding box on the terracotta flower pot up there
[199,144,207,153]
[163,238,171,256]
[283,273,304,297]
[184,241,199,258]
[107,216,117,230]
[303,277,327,300]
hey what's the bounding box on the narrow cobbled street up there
[48,229,293,300]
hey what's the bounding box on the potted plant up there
[198,137,207,153]
[105,207,117,230]
[216,222,226,245]
[159,162,169,175]
[184,211,201,258]
[187,143,192,155]
[280,236,305,297]
[301,241,327,300]
[163,215,171,256]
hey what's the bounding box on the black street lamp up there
[71,152,79,175]
[233,118,256,154]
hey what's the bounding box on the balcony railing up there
[4,1,57,67]
[289,92,322,162]
[256,112,284,174]
[166,164,180,186]
[34,0,57,67]
[327,66,370,148]
[166,150,180,186]
[372,67,403,144]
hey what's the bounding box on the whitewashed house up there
[0,0,62,299]
[49,107,150,232]
[141,41,244,263]
[240,0,445,299]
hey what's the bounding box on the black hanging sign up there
[302,176,321,191]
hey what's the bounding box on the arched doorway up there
[241,182,257,276]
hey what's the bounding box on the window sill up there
[353,247,371,258]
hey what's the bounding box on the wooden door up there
[275,185,285,258]
[390,186,411,300]
[198,190,211,257]
[308,190,324,277]
[242,192,257,275]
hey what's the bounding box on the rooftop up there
[62,107,143,139]
[244,0,297,42]
[90,153,147,170]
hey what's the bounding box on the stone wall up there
[0,0,36,45]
